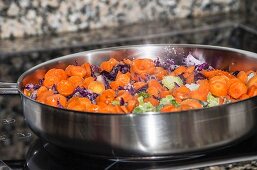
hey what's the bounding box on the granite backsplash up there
[0,0,241,39]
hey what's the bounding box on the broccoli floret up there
[133,96,156,113]
[156,95,179,111]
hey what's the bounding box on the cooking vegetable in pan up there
[23,54,257,114]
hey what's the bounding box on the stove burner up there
[24,134,257,170]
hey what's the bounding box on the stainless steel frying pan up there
[1,44,257,159]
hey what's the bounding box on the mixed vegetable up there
[23,54,257,114]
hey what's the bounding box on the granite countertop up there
[1,11,257,170]
[0,12,245,57]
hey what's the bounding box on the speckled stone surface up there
[0,0,241,39]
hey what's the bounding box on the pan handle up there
[0,82,19,95]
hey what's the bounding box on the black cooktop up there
[2,133,257,170]
[1,24,257,170]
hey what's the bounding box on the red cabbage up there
[120,97,125,106]
[97,75,110,89]
[91,64,100,78]
[146,74,157,81]
[39,79,44,85]
[178,74,186,84]
[25,83,40,90]
[194,72,206,81]
[195,63,214,71]
[100,64,130,81]
[30,91,37,100]
[154,58,175,72]
[51,85,58,94]
[57,100,64,108]
[124,84,135,95]
[71,87,99,104]
[136,84,148,93]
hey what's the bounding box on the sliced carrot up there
[86,104,100,112]
[127,99,138,113]
[133,82,147,90]
[68,76,84,88]
[43,69,67,88]
[201,70,234,79]
[36,90,54,104]
[88,81,105,94]
[180,99,202,109]
[174,66,187,75]
[237,71,247,84]
[123,59,132,65]
[67,97,92,111]
[147,86,159,98]
[190,79,209,101]
[100,58,118,72]
[186,73,194,84]
[116,72,131,86]
[65,65,87,78]
[45,94,67,107]
[148,79,164,90]
[172,86,190,102]
[120,105,129,113]
[186,66,195,74]
[240,94,249,100]
[209,76,228,97]
[37,86,48,96]
[161,105,180,112]
[81,63,92,77]
[160,90,171,98]
[56,80,75,96]
[154,67,168,80]
[110,80,123,90]
[228,81,247,99]
[82,77,95,88]
[144,97,159,106]
[98,89,116,104]
[116,90,133,102]
[247,85,257,97]
[100,61,113,72]
[114,105,124,114]
[131,59,155,75]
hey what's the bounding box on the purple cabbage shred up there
[57,100,64,108]
[73,87,99,104]
[39,79,44,85]
[30,91,37,100]
[25,83,40,90]
[100,64,130,81]
[101,75,110,89]
[135,84,148,93]
[120,97,125,106]
[124,84,135,95]
[194,72,206,81]
[51,85,58,94]
[178,74,186,84]
[91,64,100,78]
[154,58,176,72]
[174,82,181,88]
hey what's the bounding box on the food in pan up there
[23,54,257,114]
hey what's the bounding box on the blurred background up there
[1,0,257,160]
